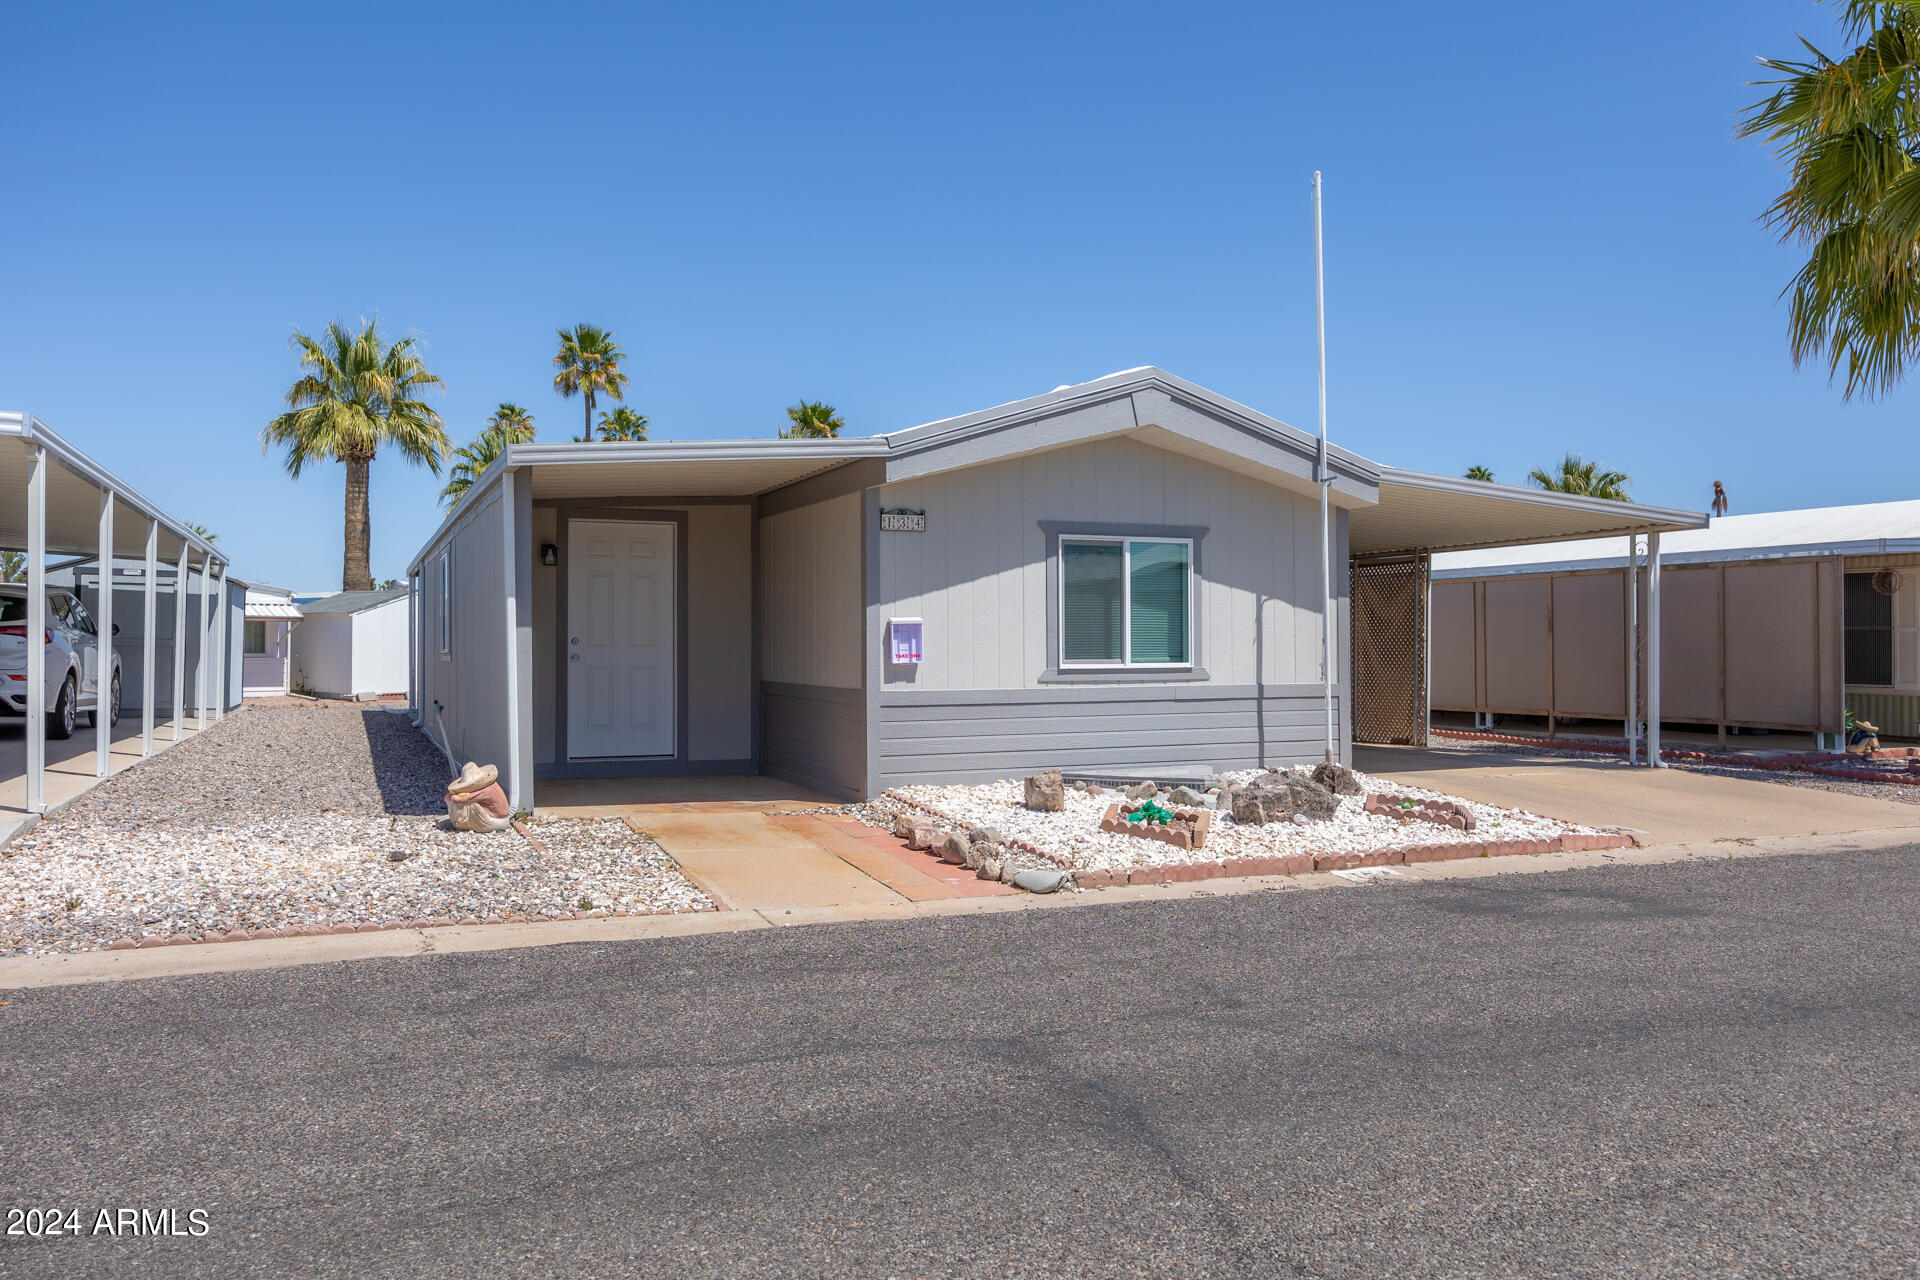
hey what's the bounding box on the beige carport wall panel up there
[1481,578,1550,714]
[1655,566,1721,723]
[1550,574,1626,718]
[1429,579,1479,709]
[1721,558,1839,731]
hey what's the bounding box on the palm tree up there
[596,406,650,441]
[780,400,844,438]
[1528,452,1631,500]
[487,402,536,441]
[184,522,218,544]
[552,325,629,442]
[262,319,448,591]
[1464,466,1495,481]
[1741,3,1920,397]
[440,405,537,508]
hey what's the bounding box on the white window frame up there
[1057,535,1195,670]
[438,548,452,657]
[243,619,269,656]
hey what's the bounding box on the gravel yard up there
[0,705,711,956]
[859,766,1609,874]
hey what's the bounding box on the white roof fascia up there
[1380,468,1708,529]
[0,412,226,566]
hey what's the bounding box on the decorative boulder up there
[976,858,1002,881]
[1024,769,1066,812]
[967,841,1002,869]
[1310,762,1364,797]
[973,826,1005,847]
[892,814,916,839]
[939,832,972,865]
[1230,774,1340,826]
[906,823,940,851]
[1123,780,1159,802]
[1011,868,1071,894]
[1167,785,1209,808]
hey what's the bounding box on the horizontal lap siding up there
[761,682,865,799]
[872,686,1343,789]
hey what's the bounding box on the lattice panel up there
[1351,553,1429,746]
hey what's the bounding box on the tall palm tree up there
[262,319,448,591]
[1464,465,1495,481]
[1528,452,1631,500]
[184,522,218,544]
[552,324,629,441]
[1741,2,1920,397]
[780,400,844,438]
[596,406,650,441]
[441,405,537,508]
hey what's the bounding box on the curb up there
[1069,831,1636,889]
[98,902,713,951]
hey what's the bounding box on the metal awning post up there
[1625,530,1639,766]
[94,489,114,777]
[24,446,45,813]
[211,561,226,720]
[192,558,206,729]
[171,544,188,741]
[1647,530,1663,768]
[1312,170,1337,764]
[141,518,156,757]
[407,569,419,724]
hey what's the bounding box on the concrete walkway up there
[537,781,1018,914]
[1357,744,1920,845]
[0,716,207,847]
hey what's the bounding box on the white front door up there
[567,519,676,759]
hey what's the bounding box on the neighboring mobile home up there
[290,588,409,700]
[406,368,1707,809]
[1431,500,1920,743]
[241,584,301,697]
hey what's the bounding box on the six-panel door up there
[566,519,676,759]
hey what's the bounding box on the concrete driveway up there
[1357,744,1920,845]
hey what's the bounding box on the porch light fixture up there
[541,543,558,566]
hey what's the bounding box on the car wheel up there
[91,671,121,729]
[47,674,75,740]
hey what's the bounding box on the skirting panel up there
[871,684,1348,791]
[761,681,866,800]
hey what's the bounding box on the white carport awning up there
[0,415,221,564]
[516,439,888,501]
[1349,468,1708,555]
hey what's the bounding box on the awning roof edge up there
[1352,468,1710,555]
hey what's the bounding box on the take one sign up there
[879,508,926,533]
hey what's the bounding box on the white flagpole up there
[1314,171,1336,763]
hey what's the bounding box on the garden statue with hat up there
[446,761,512,832]
[1847,717,1881,756]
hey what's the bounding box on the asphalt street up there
[2,846,1918,1278]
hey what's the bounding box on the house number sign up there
[879,508,926,533]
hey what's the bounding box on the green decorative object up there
[1128,800,1175,825]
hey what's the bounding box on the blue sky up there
[1,1,1904,589]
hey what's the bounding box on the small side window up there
[438,550,452,656]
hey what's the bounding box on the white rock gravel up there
[858,767,1608,873]
[0,706,711,956]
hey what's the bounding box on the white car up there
[0,585,122,739]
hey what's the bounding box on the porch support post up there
[1647,531,1663,768]
[211,560,226,720]
[500,467,533,812]
[172,541,189,740]
[94,488,114,777]
[1625,530,1639,765]
[141,517,157,757]
[171,542,188,741]
[24,446,46,814]
[192,556,207,729]
[407,568,419,723]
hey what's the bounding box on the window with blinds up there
[1059,536,1192,667]
[1844,572,1894,687]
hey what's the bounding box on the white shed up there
[289,588,410,700]
[242,585,302,697]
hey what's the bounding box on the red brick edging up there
[1431,728,1920,786]
[877,788,1634,892]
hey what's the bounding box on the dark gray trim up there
[550,506,691,767]
[762,681,865,800]
[536,756,754,781]
[876,682,1342,707]
[758,457,885,518]
[1039,520,1208,680]
[533,495,757,509]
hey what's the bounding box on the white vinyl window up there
[1059,536,1192,668]
[438,549,452,656]
[243,620,268,655]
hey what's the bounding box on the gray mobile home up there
[407,368,1704,809]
